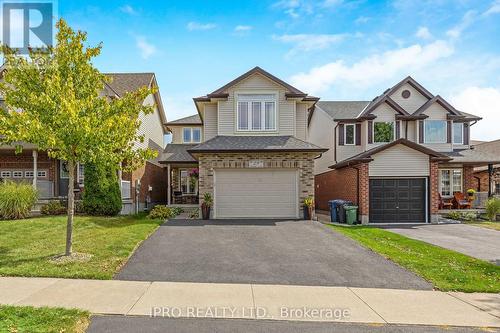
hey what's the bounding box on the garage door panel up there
[370,178,426,224]
[215,169,298,218]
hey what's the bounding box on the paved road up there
[115,219,432,289]
[87,316,495,333]
[380,223,500,264]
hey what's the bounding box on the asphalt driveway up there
[115,220,432,289]
[380,224,500,265]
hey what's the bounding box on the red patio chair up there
[453,192,471,209]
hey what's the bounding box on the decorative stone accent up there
[196,152,316,218]
[430,160,440,223]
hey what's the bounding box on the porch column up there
[32,150,38,189]
[488,164,493,197]
[167,164,171,205]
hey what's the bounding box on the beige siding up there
[295,103,307,140]
[217,73,296,136]
[369,145,430,177]
[308,107,333,174]
[390,82,429,113]
[203,104,217,140]
[423,102,448,120]
[135,94,165,149]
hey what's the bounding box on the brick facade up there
[196,152,316,218]
[430,160,439,220]
[357,163,369,222]
[122,161,167,209]
[0,150,56,182]
[463,166,475,193]
[315,168,358,211]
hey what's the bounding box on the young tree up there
[0,19,156,256]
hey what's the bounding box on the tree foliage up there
[82,163,122,216]
[0,19,157,255]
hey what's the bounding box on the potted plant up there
[303,196,314,220]
[466,188,476,202]
[201,192,213,220]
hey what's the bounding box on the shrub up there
[446,211,462,220]
[189,208,199,219]
[41,200,66,215]
[201,193,213,207]
[0,181,38,219]
[485,198,500,221]
[82,163,122,216]
[148,205,178,220]
[446,211,478,221]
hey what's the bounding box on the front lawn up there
[330,225,500,293]
[0,214,163,279]
[0,305,89,333]
[464,220,500,231]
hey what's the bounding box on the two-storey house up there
[308,76,500,224]
[161,67,327,218]
[0,69,168,214]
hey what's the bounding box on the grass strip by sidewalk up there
[0,214,163,279]
[330,225,500,293]
[464,221,500,231]
[0,305,89,333]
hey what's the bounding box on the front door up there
[58,160,69,197]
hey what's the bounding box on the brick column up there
[356,163,370,224]
[463,166,475,192]
[430,160,440,223]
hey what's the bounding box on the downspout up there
[333,122,339,163]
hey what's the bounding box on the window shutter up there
[338,124,345,146]
[395,121,401,139]
[367,121,373,144]
[419,121,424,143]
[447,121,452,143]
[355,123,361,145]
[463,123,469,145]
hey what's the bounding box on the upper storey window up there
[424,120,447,143]
[453,122,463,144]
[183,127,201,143]
[237,94,276,131]
[373,122,394,143]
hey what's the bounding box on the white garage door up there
[214,169,298,218]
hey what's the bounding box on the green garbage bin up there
[344,205,358,225]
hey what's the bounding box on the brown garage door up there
[369,178,427,223]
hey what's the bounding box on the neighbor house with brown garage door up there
[307,76,500,224]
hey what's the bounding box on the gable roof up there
[359,95,411,118]
[160,144,198,163]
[187,135,327,153]
[104,73,154,97]
[330,138,451,169]
[385,76,435,100]
[165,114,202,126]
[316,101,370,120]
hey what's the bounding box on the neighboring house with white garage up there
[161,66,327,218]
[307,76,500,224]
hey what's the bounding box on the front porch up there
[165,163,199,205]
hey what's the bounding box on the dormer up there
[165,114,203,144]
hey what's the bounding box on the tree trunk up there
[65,160,75,256]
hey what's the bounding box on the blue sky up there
[10,0,500,140]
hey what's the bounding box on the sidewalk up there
[1,277,499,328]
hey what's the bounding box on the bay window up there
[424,120,447,143]
[439,169,462,197]
[237,94,276,131]
[374,121,394,143]
[453,122,463,144]
[183,127,201,143]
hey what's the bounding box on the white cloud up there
[355,16,370,24]
[273,33,347,53]
[120,5,137,15]
[186,22,217,31]
[451,87,500,141]
[446,10,476,39]
[289,40,454,94]
[484,0,500,16]
[415,26,432,40]
[272,0,312,18]
[135,36,157,59]
[234,25,253,32]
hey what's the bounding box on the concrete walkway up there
[1,277,499,328]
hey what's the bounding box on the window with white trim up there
[183,127,201,143]
[37,170,47,178]
[237,94,276,131]
[344,124,355,145]
[424,120,447,143]
[78,164,85,183]
[1,171,11,178]
[179,169,196,194]
[373,121,394,143]
[453,122,463,144]
[25,171,34,178]
[12,171,23,178]
[439,169,462,197]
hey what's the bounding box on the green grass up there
[464,220,500,231]
[330,225,500,293]
[0,305,89,333]
[0,214,163,279]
